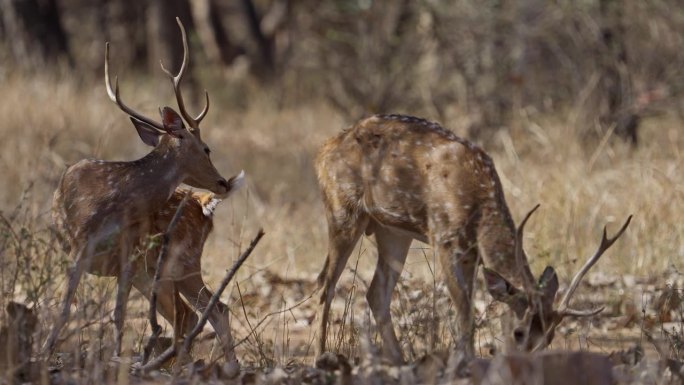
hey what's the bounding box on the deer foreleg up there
[44,240,93,356]
[177,273,234,363]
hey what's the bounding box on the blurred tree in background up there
[0,0,681,144]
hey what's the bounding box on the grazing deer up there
[47,18,238,363]
[314,114,631,363]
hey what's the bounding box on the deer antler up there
[530,215,632,352]
[105,43,165,131]
[159,17,210,130]
[515,204,541,294]
[556,215,632,317]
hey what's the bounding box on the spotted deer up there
[119,183,242,361]
[47,18,239,363]
[315,114,631,363]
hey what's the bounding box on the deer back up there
[316,114,519,274]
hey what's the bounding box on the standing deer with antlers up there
[315,114,631,363]
[47,18,240,363]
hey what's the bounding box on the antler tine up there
[195,90,210,123]
[561,306,605,317]
[530,304,607,353]
[105,42,164,131]
[516,204,540,293]
[159,17,209,129]
[558,215,632,313]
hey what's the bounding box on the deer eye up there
[204,147,210,155]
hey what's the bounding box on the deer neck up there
[127,141,187,209]
[479,201,535,289]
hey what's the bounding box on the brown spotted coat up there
[315,114,535,362]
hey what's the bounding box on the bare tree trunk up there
[105,0,148,69]
[467,0,514,141]
[240,0,282,76]
[146,0,196,74]
[599,0,638,146]
[0,0,71,69]
[241,0,272,74]
[210,0,245,65]
[190,0,242,66]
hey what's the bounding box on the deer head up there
[104,17,229,195]
[484,205,632,352]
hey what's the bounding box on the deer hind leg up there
[177,272,236,364]
[44,239,95,356]
[366,225,412,365]
[131,273,198,345]
[171,285,188,347]
[316,213,369,358]
[435,226,479,357]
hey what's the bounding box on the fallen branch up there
[139,228,265,374]
[141,190,191,365]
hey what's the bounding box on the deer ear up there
[484,268,528,318]
[161,107,185,134]
[538,266,559,310]
[130,117,162,147]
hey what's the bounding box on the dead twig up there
[138,228,265,374]
[141,190,191,365]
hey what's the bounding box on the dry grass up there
[0,71,682,381]
[2,72,680,276]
